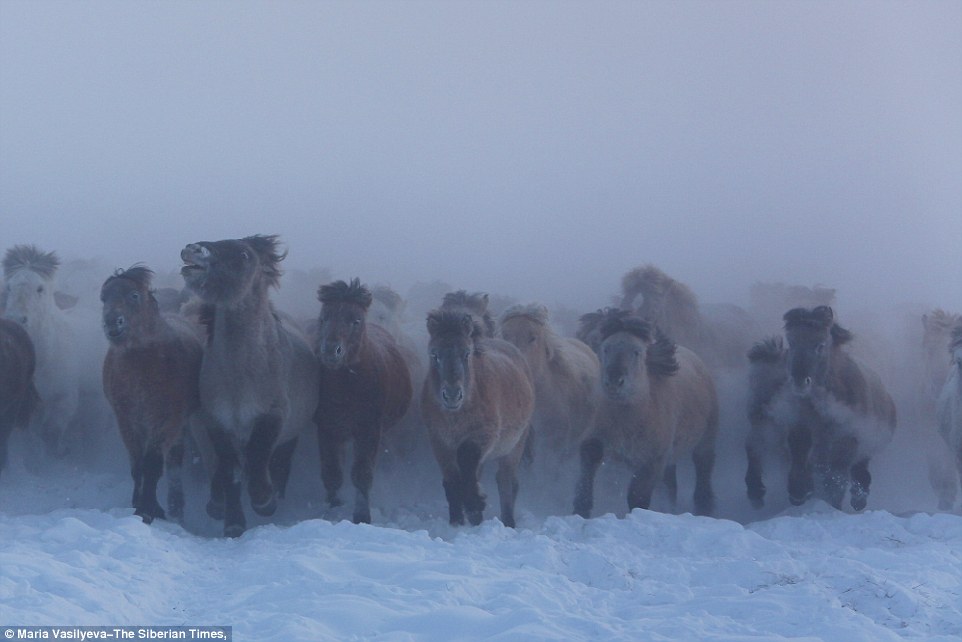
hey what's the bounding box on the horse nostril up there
[804,377,812,387]
[335,345,342,356]
[116,316,126,327]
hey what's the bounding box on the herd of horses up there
[1,236,960,537]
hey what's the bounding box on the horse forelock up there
[3,245,60,280]
[500,303,549,327]
[783,306,833,331]
[105,265,155,292]
[925,309,962,332]
[318,278,373,309]
[427,309,484,341]
[598,308,654,343]
[242,234,286,287]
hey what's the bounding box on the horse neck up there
[210,292,280,351]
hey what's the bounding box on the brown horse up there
[314,279,413,524]
[499,303,599,464]
[574,309,718,518]
[0,318,39,478]
[101,266,204,523]
[181,235,319,537]
[936,323,962,510]
[421,310,534,527]
[744,306,896,511]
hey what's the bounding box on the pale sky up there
[2,0,960,311]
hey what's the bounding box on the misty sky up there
[1,0,960,312]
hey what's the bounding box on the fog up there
[1,0,959,312]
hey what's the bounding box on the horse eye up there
[37,286,44,294]
[815,342,825,354]
[463,350,471,360]
[633,349,642,357]
[527,336,536,344]
[241,251,249,261]
[430,352,439,363]
[352,319,362,327]
[130,292,140,302]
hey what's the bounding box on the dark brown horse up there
[314,279,413,524]
[0,318,39,477]
[101,266,204,523]
[181,235,319,537]
[421,310,534,527]
[574,309,718,518]
[745,306,896,511]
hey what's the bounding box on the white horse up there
[2,245,92,455]
[936,324,962,510]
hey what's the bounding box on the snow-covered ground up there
[2,391,961,641]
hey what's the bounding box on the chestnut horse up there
[314,278,413,524]
[101,266,203,523]
[421,310,534,527]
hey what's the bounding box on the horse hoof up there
[352,511,371,525]
[851,495,867,512]
[224,523,245,538]
[467,510,483,526]
[788,494,809,506]
[327,496,344,508]
[252,493,278,517]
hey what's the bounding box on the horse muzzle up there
[180,244,210,281]
[440,385,465,411]
[791,377,813,398]
[103,313,128,342]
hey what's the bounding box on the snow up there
[2,435,961,641]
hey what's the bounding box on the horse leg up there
[441,463,465,526]
[317,424,345,508]
[246,414,281,517]
[787,426,814,506]
[627,454,666,513]
[269,437,298,500]
[457,441,486,526]
[573,438,603,519]
[165,440,186,523]
[350,423,381,524]
[136,447,166,524]
[825,435,857,510]
[692,438,716,517]
[208,426,245,537]
[129,453,144,514]
[745,425,767,509]
[662,464,678,511]
[849,458,871,512]
[496,434,527,528]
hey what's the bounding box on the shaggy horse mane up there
[620,265,698,312]
[3,245,60,280]
[371,285,403,312]
[426,309,486,343]
[243,234,286,288]
[105,265,155,291]
[925,309,962,332]
[748,336,784,364]
[783,306,853,346]
[442,290,495,337]
[597,308,679,377]
[500,303,549,327]
[318,278,373,309]
[951,323,962,353]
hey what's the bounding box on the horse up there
[576,307,618,354]
[619,265,758,369]
[2,245,84,455]
[923,310,962,405]
[936,323,962,510]
[441,290,496,338]
[744,306,896,511]
[498,304,599,466]
[574,309,718,519]
[0,318,40,477]
[421,310,534,527]
[313,278,413,524]
[100,266,205,523]
[181,235,319,537]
